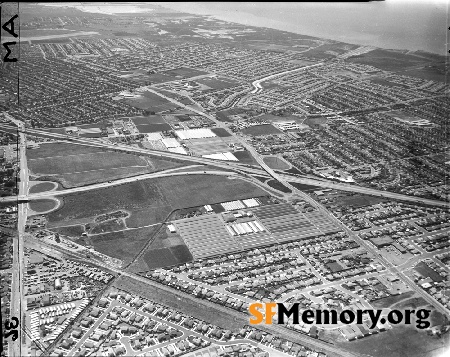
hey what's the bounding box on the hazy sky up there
[159,1,448,55]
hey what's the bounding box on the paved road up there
[0,123,447,208]
[8,120,28,357]
[321,209,450,317]
[250,63,325,94]
[27,236,354,357]
[280,175,449,208]
[0,169,241,203]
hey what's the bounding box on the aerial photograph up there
[0,1,448,357]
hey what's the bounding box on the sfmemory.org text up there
[249,302,431,329]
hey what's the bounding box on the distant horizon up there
[33,2,448,55]
[157,2,448,56]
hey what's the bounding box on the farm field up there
[174,214,240,258]
[139,230,193,270]
[46,175,267,259]
[90,226,159,264]
[27,142,187,188]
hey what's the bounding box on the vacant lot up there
[232,151,259,166]
[125,91,177,112]
[65,166,151,188]
[29,182,57,194]
[211,128,232,137]
[402,65,447,83]
[158,175,266,208]
[195,77,239,90]
[164,67,208,78]
[29,199,58,213]
[415,262,444,282]
[348,48,438,72]
[215,108,247,122]
[242,124,282,136]
[337,324,449,357]
[304,116,328,128]
[27,142,186,188]
[27,143,104,160]
[131,115,172,132]
[371,291,416,309]
[29,152,147,175]
[48,175,266,229]
[50,225,85,238]
[135,123,172,133]
[267,179,292,193]
[90,219,127,235]
[334,194,386,208]
[302,42,358,59]
[113,276,246,332]
[125,207,172,228]
[263,156,290,170]
[289,182,321,191]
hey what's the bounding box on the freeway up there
[0,122,447,208]
[279,174,450,208]
[0,169,241,203]
[9,120,28,357]
[136,93,450,317]
[0,123,255,172]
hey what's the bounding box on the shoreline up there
[34,2,446,56]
